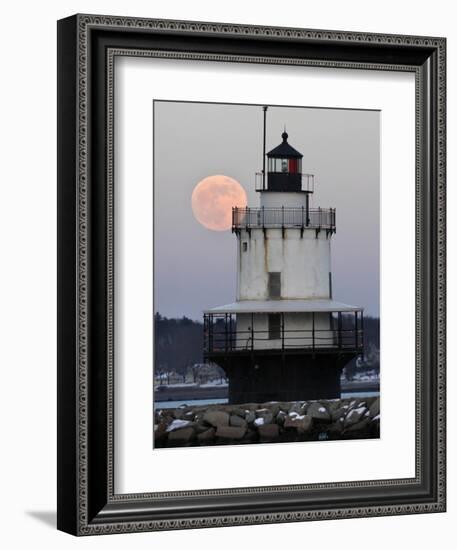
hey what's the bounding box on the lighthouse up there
[203,116,364,404]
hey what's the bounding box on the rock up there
[369,398,380,418]
[216,426,246,440]
[245,410,256,424]
[203,410,230,428]
[261,402,280,416]
[371,415,381,437]
[284,415,312,434]
[331,407,347,423]
[276,410,287,425]
[231,408,246,418]
[327,420,344,435]
[194,422,211,434]
[197,428,216,443]
[345,417,371,434]
[307,402,331,422]
[154,422,169,444]
[258,423,279,441]
[230,415,247,429]
[327,400,343,413]
[255,409,273,424]
[243,429,259,443]
[253,417,266,427]
[193,412,205,424]
[166,419,192,432]
[288,402,304,415]
[262,413,274,424]
[168,427,194,444]
[344,406,367,427]
[172,408,185,419]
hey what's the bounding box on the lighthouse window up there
[268,158,301,173]
[268,272,281,299]
[242,241,248,252]
[268,314,281,340]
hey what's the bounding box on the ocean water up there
[156,398,228,410]
[155,391,379,410]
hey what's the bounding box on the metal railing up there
[203,312,363,356]
[232,207,336,231]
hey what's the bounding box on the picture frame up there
[57,13,446,535]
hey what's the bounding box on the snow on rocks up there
[307,402,331,422]
[344,406,368,427]
[154,396,380,448]
[284,414,313,434]
[166,419,192,432]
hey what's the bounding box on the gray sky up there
[154,101,380,319]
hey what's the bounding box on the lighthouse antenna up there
[262,106,268,190]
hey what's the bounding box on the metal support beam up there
[250,312,254,352]
[355,311,358,350]
[305,193,310,226]
[281,313,285,351]
[312,312,315,353]
[262,106,268,190]
[338,312,342,349]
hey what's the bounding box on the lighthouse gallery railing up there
[232,207,336,232]
[204,311,363,356]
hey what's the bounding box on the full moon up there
[191,175,248,231]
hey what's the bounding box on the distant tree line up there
[361,316,380,350]
[154,313,380,378]
[154,313,203,376]
[344,316,380,380]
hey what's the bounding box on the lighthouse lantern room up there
[203,111,364,404]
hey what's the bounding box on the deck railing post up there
[224,313,228,353]
[355,311,358,350]
[312,312,315,351]
[203,315,207,352]
[306,194,310,226]
[209,315,213,352]
[361,311,365,358]
[338,312,342,349]
[250,313,254,352]
[281,313,285,351]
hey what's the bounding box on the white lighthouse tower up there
[204,114,363,404]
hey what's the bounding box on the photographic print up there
[153,101,380,448]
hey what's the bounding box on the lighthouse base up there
[210,353,356,404]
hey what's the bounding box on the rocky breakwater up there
[154,397,380,448]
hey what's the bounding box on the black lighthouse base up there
[210,352,357,404]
